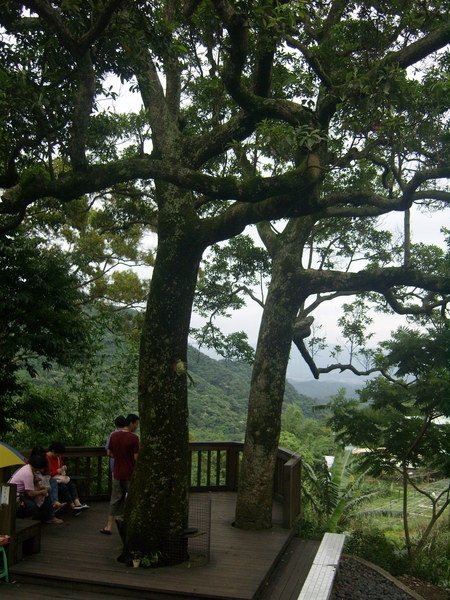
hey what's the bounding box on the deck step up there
[297,533,345,600]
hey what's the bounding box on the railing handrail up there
[1,442,301,529]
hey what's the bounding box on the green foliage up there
[195,235,270,318]
[4,312,139,448]
[408,525,450,588]
[188,346,314,440]
[192,235,271,360]
[330,327,450,475]
[337,299,374,364]
[190,323,255,363]
[344,522,450,588]
[280,404,334,460]
[299,449,377,536]
[0,229,91,430]
[328,325,450,561]
[140,551,161,568]
[344,527,407,574]
[4,383,68,449]
[3,326,315,446]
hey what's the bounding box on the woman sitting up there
[8,454,63,524]
[46,442,89,514]
[29,446,66,512]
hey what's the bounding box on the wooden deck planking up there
[0,582,138,599]
[7,493,294,600]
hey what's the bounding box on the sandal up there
[45,517,64,525]
[99,528,112,535]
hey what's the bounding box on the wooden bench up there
[298,532,346,600]
[0,483,42,566]
[9,519,41,564]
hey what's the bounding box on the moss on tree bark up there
[123,189,204,564]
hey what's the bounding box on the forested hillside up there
[187,346,317,440]
[8,338,316,447]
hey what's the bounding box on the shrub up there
[407,525,450,588]
[344,527,408,574]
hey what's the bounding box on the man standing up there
[105,415,126,473]
[100,413,139,535]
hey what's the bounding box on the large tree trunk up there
[235,255,300,529]
[123,188,204,564]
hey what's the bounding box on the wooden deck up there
[2,493,317,600]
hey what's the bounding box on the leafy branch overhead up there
[1,1,449,234]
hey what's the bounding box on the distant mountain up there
[287,378,362,404]
[187,347,317,440]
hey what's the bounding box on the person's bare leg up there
[100,514,114,534]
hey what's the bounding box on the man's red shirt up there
[108,429,139,480]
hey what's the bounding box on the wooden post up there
[0,484,16,537]
[225,444,241,491]
[283,455,301,528]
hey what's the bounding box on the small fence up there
[1,442,301,528]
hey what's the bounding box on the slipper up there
[45,517,64,525]
[100,528,112,535]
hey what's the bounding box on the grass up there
[352,478,449,535]
[343,478,449,587]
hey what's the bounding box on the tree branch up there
[24,0,79,55]
[133,52,180,155]
[297,267,450,298]
[68,52,96,171]
[285,35,332,88]
[256,222,278,257]
[212,0,315,126]
[318,0,348,42]
[385,20,450,70]
[317,362,398,383]
[292,322,319,379]
[0,154,321,222]
[78,0,126,54]
[25,0,126,57]
[188,112,256,168]
[382,289,449,316]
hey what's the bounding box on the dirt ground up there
[398,575,450,600]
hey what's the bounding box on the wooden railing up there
[0,442,301,529]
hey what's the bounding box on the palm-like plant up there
[302,449,378,533]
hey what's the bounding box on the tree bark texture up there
[124,188,204,564]
[235,252,302,529]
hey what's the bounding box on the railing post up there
[0,483,16,537]
[225,444,240,491]
[282,455,302,528]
